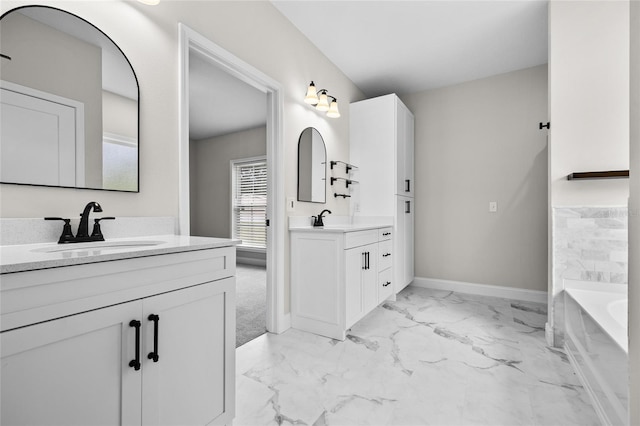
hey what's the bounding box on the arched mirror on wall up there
[0,5,139,192]
[297,127,326,203]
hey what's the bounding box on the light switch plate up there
[489,201,498,213]
[286,197,295,212]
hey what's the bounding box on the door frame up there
[178,24,286,334]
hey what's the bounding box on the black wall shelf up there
[330,177,359,187]
[567,170,629,180]
[330,160,358,173]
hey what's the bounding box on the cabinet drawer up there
[344,230,378,249]
[378,228,393,241]
[378,240,392,271]
[378,268,393,302]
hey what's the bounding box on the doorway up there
[178,24,286,339]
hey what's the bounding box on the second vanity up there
[290,218,394,340]
[1,234,238,426]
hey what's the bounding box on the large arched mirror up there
[0,6,139,192]
[297,127,326,203]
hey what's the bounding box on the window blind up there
[232,159,267,249]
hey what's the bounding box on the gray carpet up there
[236,264,267,347]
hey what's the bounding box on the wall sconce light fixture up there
[304,81,340,118]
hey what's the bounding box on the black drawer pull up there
[129,320,141,371]
[148,314,160,363]
[382,253,391,257]
[405,201,411,214]
[382,232,391,236]
[383,281,391,287]
[405,179,410,192]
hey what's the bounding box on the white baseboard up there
[545,322,555,346]
[274,313,291,334]
[411,277,547,303]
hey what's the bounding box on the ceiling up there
[189,0,548,140]
[189,50,266,141]
[272,0,549,97]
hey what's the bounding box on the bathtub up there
[564,280,628,426]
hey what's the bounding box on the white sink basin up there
[31,240,166,253]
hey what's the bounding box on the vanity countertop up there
[288,224,390,233]
[0,234,240,274]
[288,216,393,233]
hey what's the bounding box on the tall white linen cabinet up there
[350,94,415,295]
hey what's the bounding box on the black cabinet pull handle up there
[382,232,391,236]
[383,281,391,287]
[366,252,370,270]
[129,320,141,371]
[362,252,366,270]
[383,253,391,257]
[405,201,411,214]
[147,314,160,363]
[405,179,410,192]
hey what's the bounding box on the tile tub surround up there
[236,287,598,425]
[553,207,628,285]
[551,206,628,346]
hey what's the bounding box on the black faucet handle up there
[44,217,75,244]
[91,217,115,240]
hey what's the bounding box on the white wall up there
[402,65,548,292]
[549,0,630,206]
[190,126,266,239]
[628,1,639,424]
[103,90,137,139]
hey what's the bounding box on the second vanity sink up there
[31,240,166,253]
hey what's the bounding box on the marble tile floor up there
[235,286,599,426]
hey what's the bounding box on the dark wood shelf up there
[567,170,629,180]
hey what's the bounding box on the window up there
[103,133,138,191]
[231,157,267,250]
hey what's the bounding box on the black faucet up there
[76,202,103,240]
[313,209,332,227]
[45,202,115,244]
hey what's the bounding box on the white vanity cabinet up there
[350,94,415,294]
[1,242,236,426]
[290,226,393,340]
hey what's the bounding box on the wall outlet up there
[489,201,498,213]
[286,197,295,212]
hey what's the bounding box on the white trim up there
[1,79,85,187]
[411,277,548,303]
[280,313,291,332]
[178,24,287,335]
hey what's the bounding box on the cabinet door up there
[396,196,415,293]
[395,101,415,197]
[345,247,365,328]
[1,302,142,426]
[362,243,379,314]
[395,99,407,195]
[404,198,415,287]
[141,279,235,426]
[405,110,415,197]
